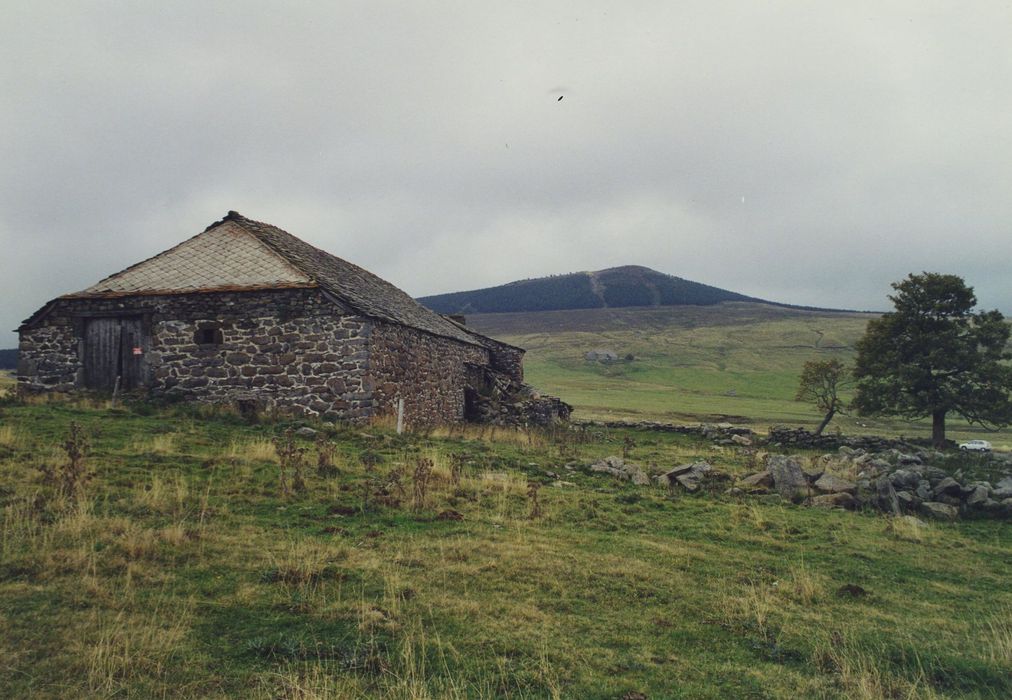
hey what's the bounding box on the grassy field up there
[1,398,1009,698]
[467,304,1012,449]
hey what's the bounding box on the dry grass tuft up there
[130,433,178,455]
[0,424,26,449]
[116,523,160,560]
[225,438,278,464]
[885,515,934,544]
[158,522,189,547]
[982,605,1012,665]
[84,599,194,695]
[263,538,348,591]
[136,473,189,514]
[430,422,553,449]
[778,560,824,604]
[817,638,943,700]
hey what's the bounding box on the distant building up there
[18,211,568,426]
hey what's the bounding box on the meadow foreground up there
[0,398,1009,698]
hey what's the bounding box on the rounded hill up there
[418,265,765,314]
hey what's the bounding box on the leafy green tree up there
[852,272,1012,446]
[795,358,850,435]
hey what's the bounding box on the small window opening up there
[194,326,223,345]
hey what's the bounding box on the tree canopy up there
[852,272,1012,446]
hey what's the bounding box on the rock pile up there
[655,461,723,492]
[467,374,572,427]
[588,456,651,485]
[738,450,1011,520]
[578,421,1011,521]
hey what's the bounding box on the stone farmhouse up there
[18,212,569,426]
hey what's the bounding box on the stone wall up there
[19,289,374,420]
[484,339,524,384]
[19,289,552,427]
[17,322,79,393]
[367,322,489,426]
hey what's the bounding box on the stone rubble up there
[737,446,1011,520]
[577,421,1010,521]
[588,456,651,486]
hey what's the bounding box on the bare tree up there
[796,359,850,435]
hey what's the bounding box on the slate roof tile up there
[53,211,495,348]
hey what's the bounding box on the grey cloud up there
[3,1,1012,345]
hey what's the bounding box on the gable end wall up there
[368,321,489,425]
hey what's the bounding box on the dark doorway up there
[463,387,481,421]
[83,317,149,391]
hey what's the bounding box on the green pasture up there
[475,306,1012,448]
[0,399,1009,698]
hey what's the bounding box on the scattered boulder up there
[740,470,773,490]
[964,485,990,509]
[812,492,857,509]
[931,477,962,498]
[895,491,918,511]
[814,473,856,495]
[295,426,318,438]
[767,455,811,502]
[875,476,900,515]
[629,469,652,486]
[896,514,928,529]
[589,457,627,480]
[589,456,650,485]
[993,484,1012,500]
[888,469,920,491]
[921,466,949,485]
[658,461,713,492]
[920,501,958,521]
[730,434,753,447]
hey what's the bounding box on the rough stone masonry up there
[18,212,570,427]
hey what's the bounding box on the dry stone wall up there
[19,289,374,420]
[20,289,558,427]
[484,340,524,383]
[368,322,489,426]
[17,323,79,393]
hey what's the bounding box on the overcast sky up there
[3,2,1012,347]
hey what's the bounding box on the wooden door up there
[83,317,148,392]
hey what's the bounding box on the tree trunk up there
[814,408,836,436]
[932,410,947,448]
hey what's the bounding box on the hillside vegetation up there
[419,266,769,315]
[0,349,17,370]
[1,398,1009,698]
[465,303,1012,448]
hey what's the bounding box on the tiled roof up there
[70,221,313,296]
[61,211,488,347]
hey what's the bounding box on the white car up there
[958,440,992,452]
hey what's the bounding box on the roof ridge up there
[223,212,492,348]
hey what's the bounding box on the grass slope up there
[465,303,1012,448]
[1,399,1010,698]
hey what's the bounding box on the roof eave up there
[58,282,319,300]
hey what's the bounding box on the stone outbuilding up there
[17,211,569,426]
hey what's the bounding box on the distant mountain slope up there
[418,265,769,314]
[0,348,17,370]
